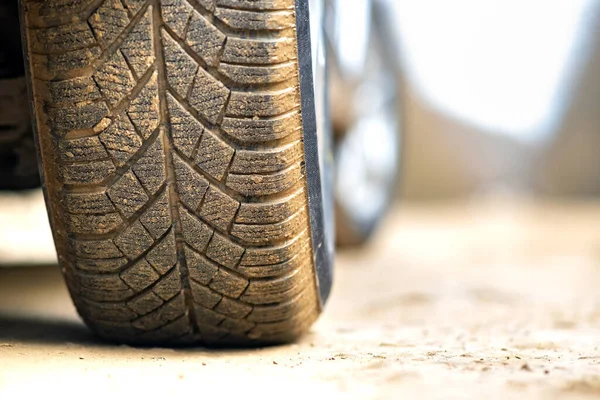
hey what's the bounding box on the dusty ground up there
[2,191,600,399]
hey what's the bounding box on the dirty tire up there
[21,0,320,345]
[0,1,40,190]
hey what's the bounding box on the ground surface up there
[1,192,600,399]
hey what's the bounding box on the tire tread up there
[21,0,319,344]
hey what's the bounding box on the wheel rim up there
[331,2,401,238]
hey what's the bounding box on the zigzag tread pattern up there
[23,0,319,345]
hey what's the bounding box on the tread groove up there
[152,0,199,336]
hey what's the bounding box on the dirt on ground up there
[1,192,600,399]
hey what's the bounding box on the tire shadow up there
[0,264,101,346]
[0,314,98,345]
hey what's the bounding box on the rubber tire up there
[20,0,321,345]
[0,1,40,191]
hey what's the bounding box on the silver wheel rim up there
[331,1,401,234]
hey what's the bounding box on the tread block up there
[131,132,167,194]
[188,67,229,124]
[162,31,199,98]
[241,268,308,305]
[127,291,165,315]
[198,187,239,231]
[232,208,306,245]
[214,297,252,319]
[49,101,109,133]
[235,189,304,224]
[205,232,244,269]
[139,190,171,239]
[114,220,154,259]
[38,0,95,17]
[88,0,130,48]
[194,307,225,326]
[107,170,149,217]
[49,76,102,104]
[247,289,309,323]
[74,271,130,291]
[122,0,147,15]
[160,0,194,38]
[77,286,135,302]
[64,212,122,235]
[63,192,116,214]
[190,280,222,308]
[185,246,219,284]
[247,302,316,340]
[127,71,160,138]
[215,8,294,31]
[227,87,298,118]
[132,292,185,330]
[34,22,97,53]
[120,6,155,78]
[194,130,234,180]
[58,160,116,185]
[71,239,123,259]
[145,229,177,274]
[74,257,129,273]
[152,268,182,301]
[226,164,302,197]
[167,93,205,158]
[93,50,136,107]
[221,111,301,143]
[173,152,209,210]
[139,315,191,341]
[185,9,226,67]
[237,259,297,279]
[230,142,302,174]
[46,46,102,74]
[240,231,308,266]
[218,62,296,85]
[197,0,216,11]
[220,318,255,334]
[99,113,142,166]
[58,136,108,162]
[121,259,160,291]
[179,207,213,252]
[209,269,248,298]
[238,246,309,279]
[221,37,295,65]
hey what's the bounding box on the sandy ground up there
[2,192,600,399]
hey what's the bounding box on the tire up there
[20,0,329,345]
[0,1,40,191]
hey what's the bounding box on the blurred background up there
[393,0,600,200]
